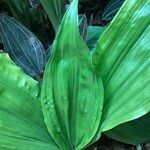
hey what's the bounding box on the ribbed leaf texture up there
[41,0,104,149]
[93,0,150,143]
[0,15,46,77]
[0,53,58,149]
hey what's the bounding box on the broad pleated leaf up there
[0,15,46,77]
[41,0,104,149]
[102,0,124,21]
[86,26,105,51]
[0,53,58,149]
[39,0,66,30]
[92,0,150,136]
[105,112,150,144]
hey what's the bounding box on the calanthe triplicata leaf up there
[39,0,66,31]
[92,0,150,142]
[41,0,104,149]
[0,53,58,149]
[0,15,46,77]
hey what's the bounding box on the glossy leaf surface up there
[0,15,46,77]
[41,0,104,149]
[0,53,57,149]
[92,0,150,138]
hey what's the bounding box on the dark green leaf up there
[105,113,150,144]
[102,0,125,21]
[0,15,46,77]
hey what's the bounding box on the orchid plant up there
[0,0,149,149]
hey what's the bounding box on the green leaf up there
[41,0,104,149]
[92,0,150,134]
[39,0,66,30]
[0,53,58,149]
[105,112,150,144]
[86,26,105,52]
[0,15,46,77]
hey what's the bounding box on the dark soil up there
[86,135,150,150]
